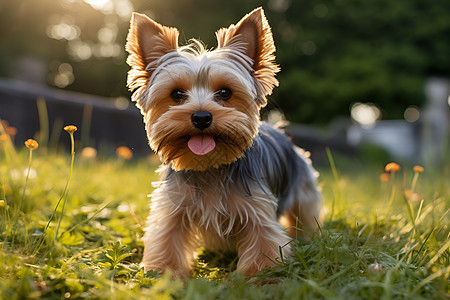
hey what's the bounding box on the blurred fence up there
[0,78,150,155]
[0,77,357,163]
[1,77,447,165]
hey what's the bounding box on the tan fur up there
[126,8,321,279]
[143,171,292,277]
[125,9,277,170]
[144,72,260,170]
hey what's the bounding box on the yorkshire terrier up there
[125,7,322,278]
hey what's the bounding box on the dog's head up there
[126,8,279,171]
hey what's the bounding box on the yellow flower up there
[385,162,401,173]
[116,146,133,160]
[64,125,78,133]
[24,139,39,150]
[413,165,424,173]
[0,200,6,208]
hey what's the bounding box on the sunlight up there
[84,0,113,13]
[82,0,133,19]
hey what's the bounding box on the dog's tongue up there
[188,134,216,155]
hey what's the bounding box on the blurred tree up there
[270,0,450,124]
[0,0,449,124]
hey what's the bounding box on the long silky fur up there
[128,8,322,278]
[142,124,322,275]
[156,124,319,232]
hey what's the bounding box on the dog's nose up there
[191,111,213,130]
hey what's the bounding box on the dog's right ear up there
[126,13,179,112]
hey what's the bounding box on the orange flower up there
[81,147,97,160]
[413,165,424,173]
[24,139,39,150]
[385,162,401,173]
[0,134,9,142]
[404,189,421,202]
[116,146,133,160]
[64,125,78,133]
[379,172,390,182]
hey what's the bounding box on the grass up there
[0,127,449,299]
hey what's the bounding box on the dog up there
[125,7,322,278]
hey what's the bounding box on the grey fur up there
[160,122,318,218]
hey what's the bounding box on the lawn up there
[0,127,449,299]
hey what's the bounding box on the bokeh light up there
[93,43,121,58]
[314,4,328,18]
[114,97,130,110]
[404,105,420,122]
[46,15,80,41]
[98,24,117,44]
[68,40,93,61]
[268,0,291,13]
[301,41,317,56]
[267,109,286,124]
[114,0,134,19]
[351,102,381,127]
[50,62,75,88]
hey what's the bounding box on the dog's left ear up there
[216,7,279,106]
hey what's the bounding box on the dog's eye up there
[215,88,232,101]
[170,89,187,102]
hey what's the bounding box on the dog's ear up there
[126,13,179,112]
[216,7,279,106]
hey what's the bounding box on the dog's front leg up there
[233,194,292,276]
[141,194,196,279]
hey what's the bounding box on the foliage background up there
[1,0,449,125]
